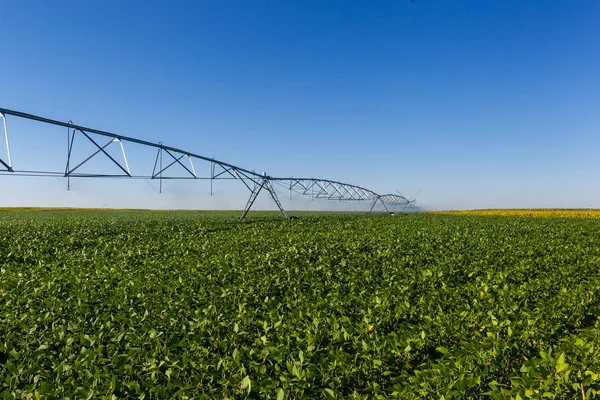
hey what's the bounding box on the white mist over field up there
[0,176,397,212]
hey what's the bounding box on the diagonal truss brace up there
[0,112,13,172]
[240,175,287,220]
[152,146,197,179]
[66,129,131,177]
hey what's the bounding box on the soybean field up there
[1,210,600,398]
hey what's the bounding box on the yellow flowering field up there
[430,209,600,218]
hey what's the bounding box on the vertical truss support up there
[265,179,287,218]
[66,121,74,190]
[154,142,163,193]
[369,196,389,213]
[240,175,287,220]
[210,161,215,195]
[0,112,13,172]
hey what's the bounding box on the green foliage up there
[1,211,600,398]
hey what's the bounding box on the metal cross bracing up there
[0,107,418,218]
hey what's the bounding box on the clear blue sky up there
[1,0,599,210]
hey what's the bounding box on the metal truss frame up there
[66,129,131,178]
[0,108,417,218]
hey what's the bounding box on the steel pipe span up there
[0,107,417,218]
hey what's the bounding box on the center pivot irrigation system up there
[0,108,417,218]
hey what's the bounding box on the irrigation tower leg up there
[402,200,418,213]
[265,180,288,218]
[380,199,389,213]
[240,178,288,220]
[240,179,266,220]
[368,197,378,213]
[368,196,389,214]
[408,202,419,213]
